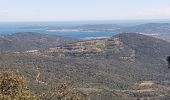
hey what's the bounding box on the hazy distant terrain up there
[45,23,170,41]
[0,32,170,99]
[123,23,170,42]
[44,23,170,33]
[1,22,170,40]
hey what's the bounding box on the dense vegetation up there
[0,32,170,99]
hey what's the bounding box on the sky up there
[0,0,170,22]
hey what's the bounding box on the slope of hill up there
[116,33,170,63]
[121,23,170,42]
[1,33,170,99]
[0,32,75,53]
[126,23,170,34]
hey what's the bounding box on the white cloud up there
[0,10,9,17]
[0,10,9,13]
[137,7,170,19]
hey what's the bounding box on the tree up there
[0,71,37,100]
[166,56,170,68]
[0,71,88,100]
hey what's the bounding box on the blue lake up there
[0,22,118,39]
[46,32,118,39]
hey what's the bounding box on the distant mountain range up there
[122,23,170,33]
[46,23,170,41]
[0,32,170,99]
[46,23,170,33]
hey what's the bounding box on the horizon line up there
[1,18,170,23]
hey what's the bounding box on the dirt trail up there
[35,66,47,85]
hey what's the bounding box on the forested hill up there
[0,33,170,99]
[0,32,74,52]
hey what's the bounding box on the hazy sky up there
[0,0,170,22]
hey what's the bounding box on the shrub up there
[0,71,88,100]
